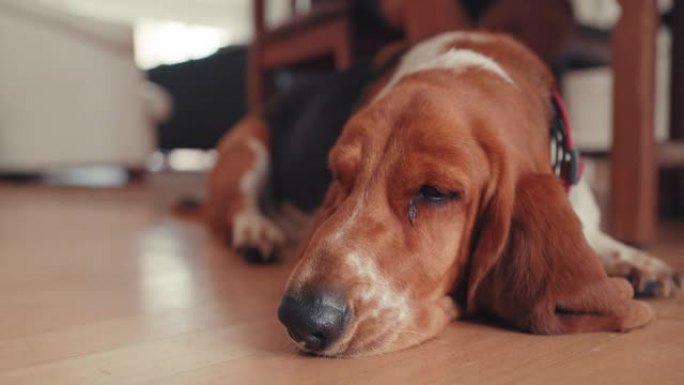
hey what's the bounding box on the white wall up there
[36,0,295,68]
[44,0,296,42]
[50,0,251,34]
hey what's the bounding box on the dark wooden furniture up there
[670,0,684,146]
[611,0,684,243]
[401,0,471,41]
[609,0,659,243]
[248,0,353,111]
[663,0,684,217]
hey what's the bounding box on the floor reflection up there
[137,224,197,313]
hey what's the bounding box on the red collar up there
[551,89,583,192]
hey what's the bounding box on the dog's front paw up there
[613,252,681,298]
[232,210,285,264]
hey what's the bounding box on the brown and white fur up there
[202,32,679,357]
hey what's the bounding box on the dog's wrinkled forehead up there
[331,32,522,171]
[377,31,515,99]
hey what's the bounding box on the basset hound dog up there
[202,32,680,357]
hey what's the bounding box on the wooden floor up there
[0,173,682,385]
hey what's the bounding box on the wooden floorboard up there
[0,174,682,385]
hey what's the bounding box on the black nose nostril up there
[301,332,326,352]
[278,293,348,352]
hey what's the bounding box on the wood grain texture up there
[663,0,684,216]
[610,0,659,243]
[0,175,682,385]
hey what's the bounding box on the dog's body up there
[203,32,679,357]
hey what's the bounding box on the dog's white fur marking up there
[321,251,412,356]
[240,138,269,206]
[378,32,514,98]
[345,252,411,322]
[570,179,677,296]
[232,138,285,259]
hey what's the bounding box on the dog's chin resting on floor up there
[199,32,680,357]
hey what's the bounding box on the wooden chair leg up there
[333,21,353,70]
[248,44,264,113]
[666,0,684,216]
[401,0,472,42]
[334,44,353,70]
[610,0,659,243]
[671,0,684,141]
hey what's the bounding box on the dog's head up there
[278,33,653,357]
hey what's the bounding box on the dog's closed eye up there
[408,185,461,223]
[416,185,458,204]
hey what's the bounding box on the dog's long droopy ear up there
[465,164,514,315]
[467,173,654,334]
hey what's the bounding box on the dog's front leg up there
[569,179,680,297]
[205,116,285,263]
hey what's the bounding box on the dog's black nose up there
[278,293,348,353]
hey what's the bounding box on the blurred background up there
[0,0,682,243]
